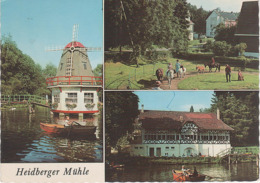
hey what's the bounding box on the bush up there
[204,40,214,52]
[212,41,232,56]
[234,43,247,56]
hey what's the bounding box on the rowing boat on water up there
[172,170,206,182]
[40,123,96,136]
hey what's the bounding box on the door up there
[156,147,161,157]
[149,148,154,157]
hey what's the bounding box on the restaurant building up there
[130,109,233,157]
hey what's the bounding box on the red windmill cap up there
[65,41,85,48]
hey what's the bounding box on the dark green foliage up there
[187,4,209,35]
[1,35,55,96]
[210,92,259,146]
[93,64,103,77]
[234,43,247,56]
[105,0,190,65]
[214,23,237,45]
[105,91,139,147]
[212,41,232,56]
[42,63,57,78]
[204,40,214,52]
[190,105,194,112]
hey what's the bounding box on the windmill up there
[46,24,101,77]
[45,24,102,119]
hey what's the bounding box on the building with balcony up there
[46,41,102,120]
[130,110,233,157]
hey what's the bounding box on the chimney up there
[141,104,144,113]
[180,115,183,121]
[217,108,220,120]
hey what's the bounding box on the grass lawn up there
[178,72,259,90]
[105,57,259,90]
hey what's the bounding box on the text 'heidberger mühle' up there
[16,167,89,178]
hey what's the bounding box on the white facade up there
[131,122,231,157]
[206,11,223,38]
[130,143,231,157]
[51,87,99,112]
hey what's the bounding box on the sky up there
[186,0,257,12]
[1,0,103,69]
[134,91,214,112]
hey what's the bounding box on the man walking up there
[225,64,231,82]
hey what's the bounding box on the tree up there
[210,91,259,146]
[42,63,57,78]
[105,91,139,148]
[1,35,49,95]
[93,64,103,77]
[105,0,190,66]
[214,23,237,45]
[190,105,194,112]
[234,43,247,56]
[187,4,209,35]
[204,40,214,52]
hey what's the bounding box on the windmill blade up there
[72,24,79,42]
[86,47,102,52]
[45,45,64,52]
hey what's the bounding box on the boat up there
[172,170,206,182]
[40,122,96,136]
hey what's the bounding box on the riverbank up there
[107,153,258,166]
[1,104,28,110]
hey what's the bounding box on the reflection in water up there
[1,107,103,163]
[106,162,259,182]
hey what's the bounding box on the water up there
[1,106,103,163]
[106,162,259,182]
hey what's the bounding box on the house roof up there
[139,110,234,131]
[65,41,85,48]
[206,9,238,21]
[235,1,259,35]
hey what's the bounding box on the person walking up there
[175,60,181,78]
[225,64,231,82]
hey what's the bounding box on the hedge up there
[176,52,259,69]
[105,51,259,69]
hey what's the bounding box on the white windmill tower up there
[46,24,102,121]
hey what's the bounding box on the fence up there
[106,63,168,90]
[1,95,50,107]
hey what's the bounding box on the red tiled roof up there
[65,41,85,48]
[139,110,233,131]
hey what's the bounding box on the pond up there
[106,162,259,182]
[1,106,103,163]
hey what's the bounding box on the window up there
[162,135,165,140]
[166,147,169,150]
[83,63,87,70]
[135,147,138,149]
[60,63,63,71]
[165,153,168,156]
[66,93,77,103]
[144,135,148,140]
[140,147,143,149]
[171,147,175,149]
[157,135,161,140]
[84,93,94,103]
[54,94,60,103]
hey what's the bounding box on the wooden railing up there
[216,147,259,157]
[46,76,102,87]
[1,95,50,107]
